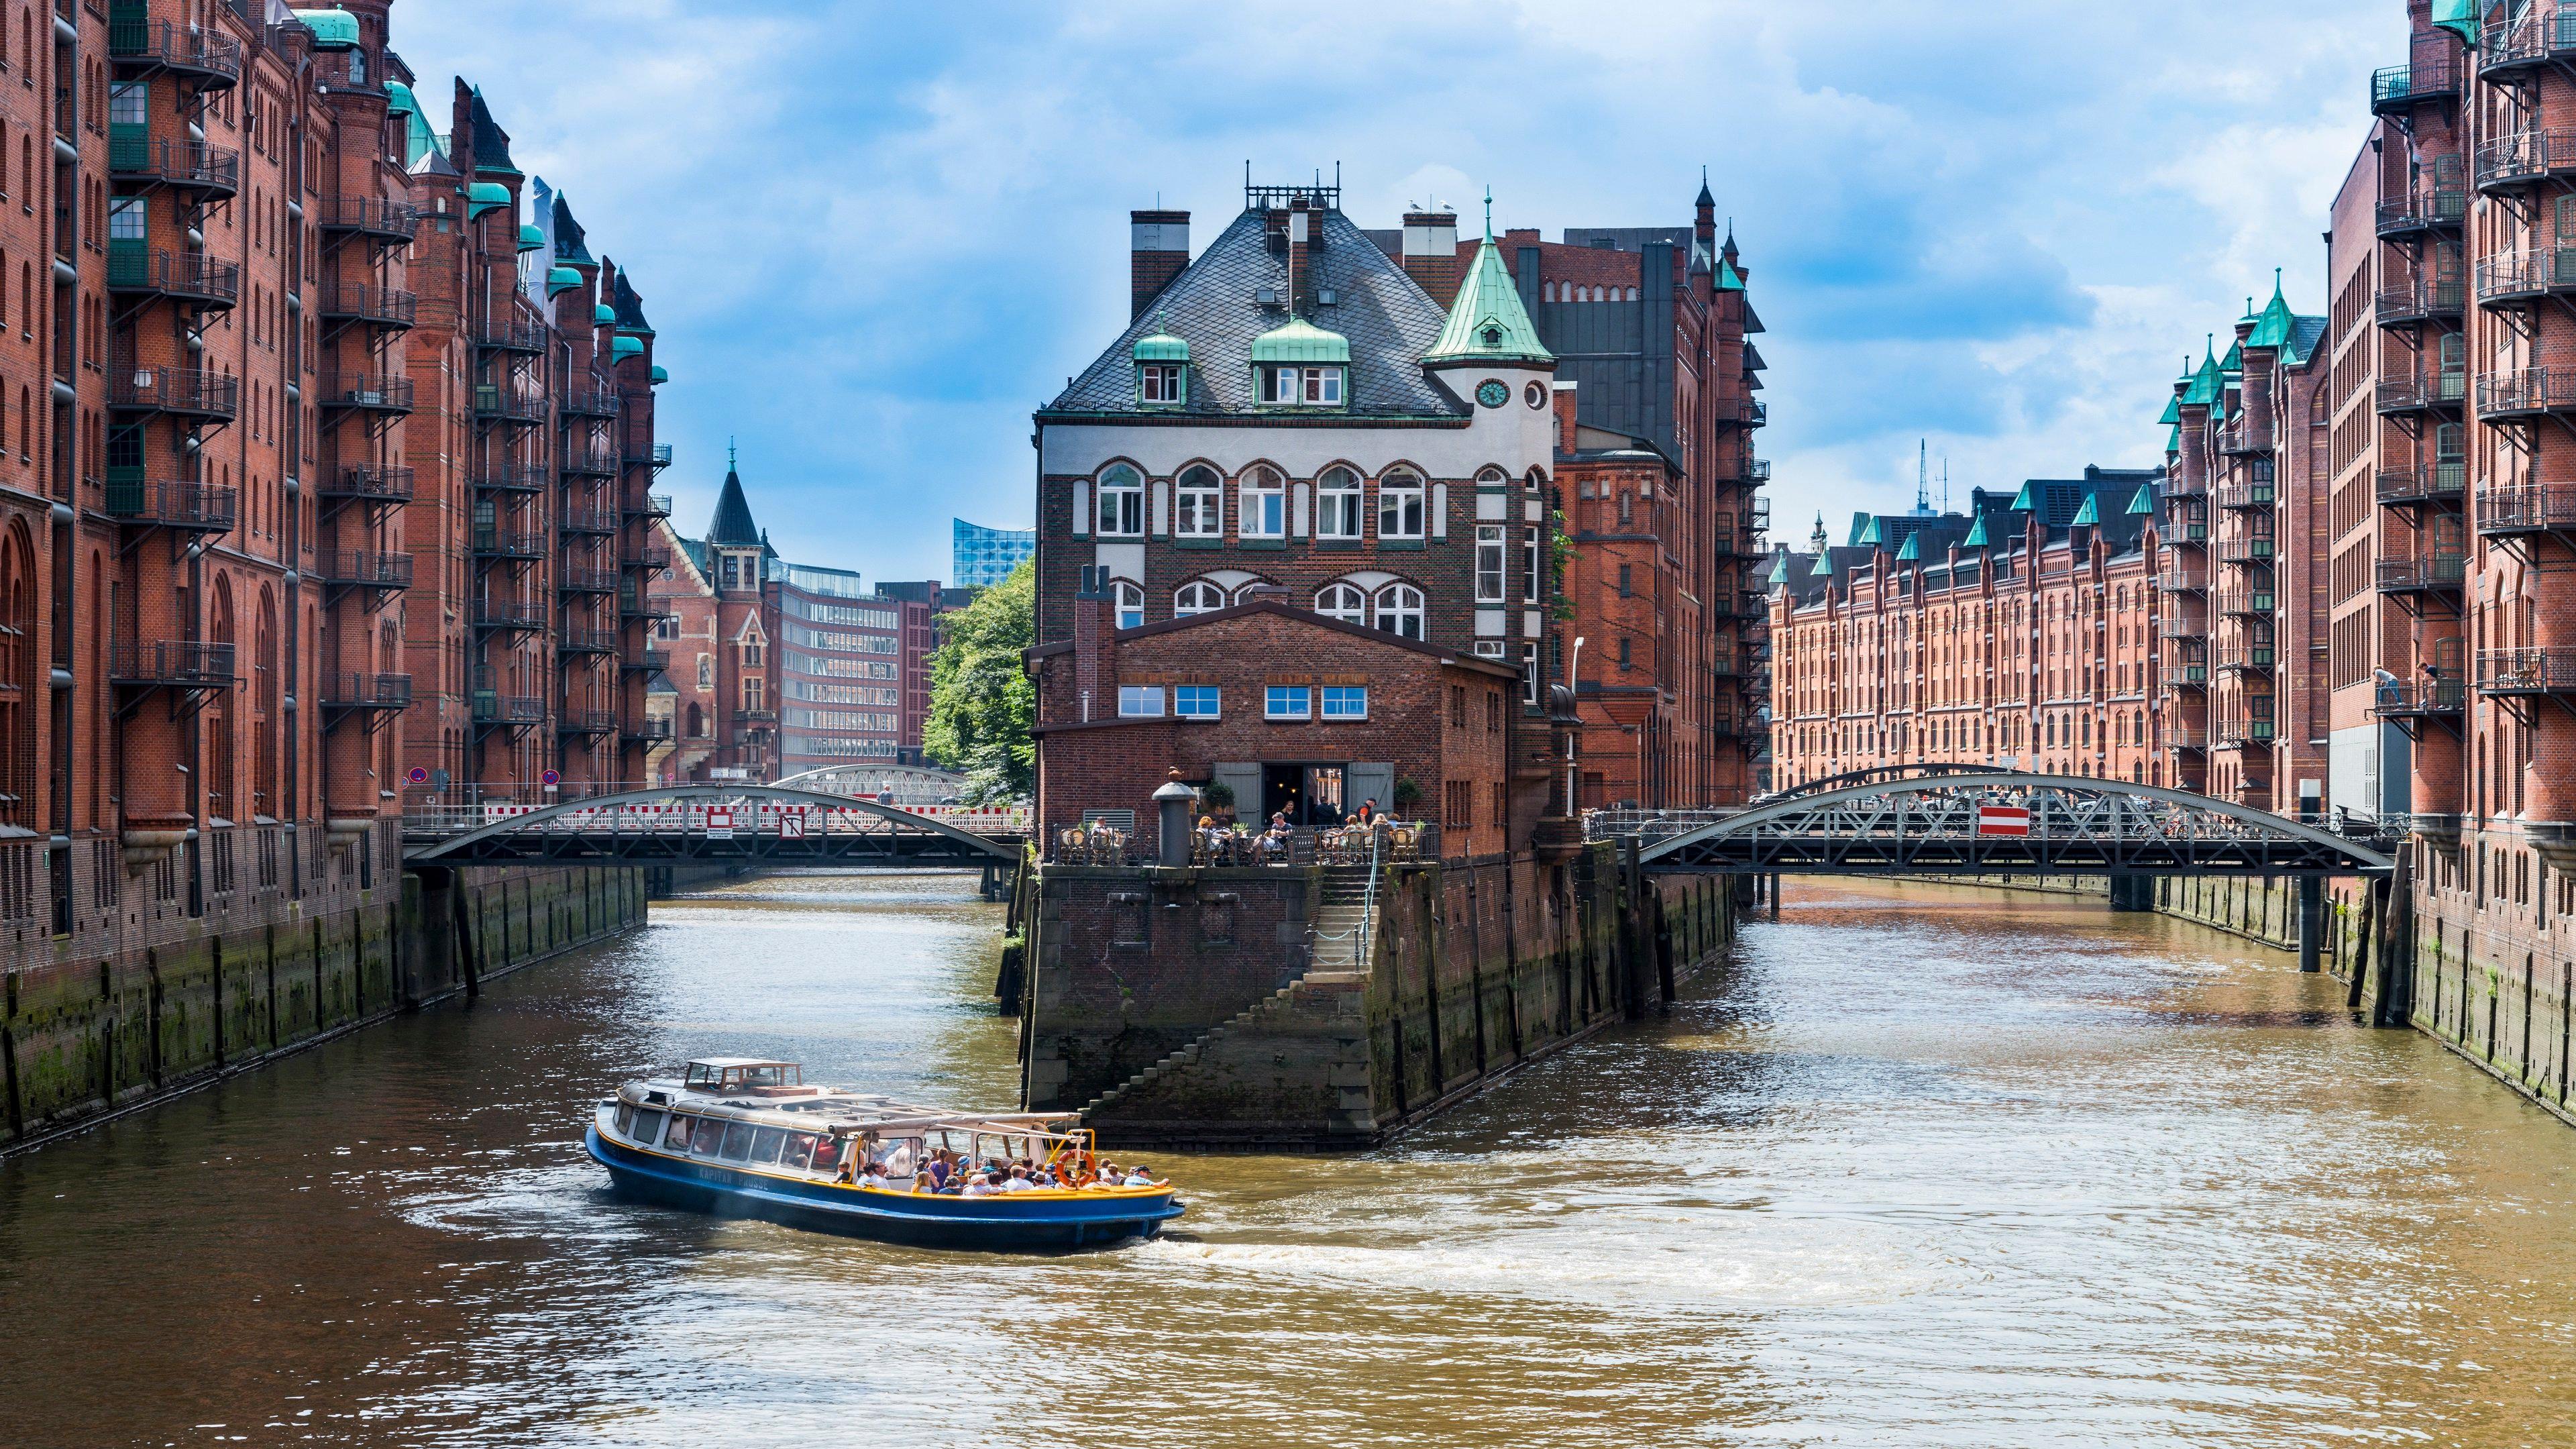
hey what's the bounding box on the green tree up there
[924,557,1036,804]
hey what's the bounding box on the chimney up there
[1403,209,1461,307]
[1073,566,1116,720]
[1131,209,1189,319]
[1287,197,1313,315]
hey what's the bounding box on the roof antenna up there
[1916,439,1929,515]
[1483,184,1493,241]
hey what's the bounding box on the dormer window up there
[1260,366,1343,406]
[1139,362,1185,405]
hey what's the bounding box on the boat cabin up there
[683,1059,809,1095]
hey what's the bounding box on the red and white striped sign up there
[704,806,736,840]
[777,808,807,840]
[1978,805,2031,837]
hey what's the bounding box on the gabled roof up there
[708,466,761,546]
[2284,314,2328,368]
[1044,208,1463,419]
[2182,343,2225,408]
[1425,231,1554,367]
[552,195,593,266]
[466,85,519,176]
[2247,273,2297,352]
[2070,494,2099,527]
[2127,484,2156,516]
[613,268,654,335]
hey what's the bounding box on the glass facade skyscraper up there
[953,518,1036,588]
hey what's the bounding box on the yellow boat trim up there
[600,1117,1172,1201]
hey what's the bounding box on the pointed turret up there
[1424,215,1553,368]
[708,450,761,546]
[466,85,519,176]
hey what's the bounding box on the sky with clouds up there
[394,0,2405,582]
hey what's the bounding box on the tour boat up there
[585,1059,1184,1250]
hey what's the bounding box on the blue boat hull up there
[586,1128,1183,1250]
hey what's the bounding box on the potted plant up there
[1201,778,1236,824]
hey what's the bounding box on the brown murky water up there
[6,873,2576,1447]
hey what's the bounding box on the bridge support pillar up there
[2107,875,2156,912]
[2298,877,2324,975]
[1768,875,1780,919]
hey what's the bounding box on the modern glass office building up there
[953,518,1036,588]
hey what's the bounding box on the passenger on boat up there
[998,1167,1036,1193]
[925,1151,955,1190]
[910,1171,937,1194]
[1083,1161,1122,1190]
[1122,1165,1159,1187]
[857,1163,890,1189]
[812,1136,844,1176]
[960,1172,1000,1197]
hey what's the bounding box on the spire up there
[1425,211,1554,368]
[708,449,761,546]
[1697,166,1715,209]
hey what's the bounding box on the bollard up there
[1153,778,1198,869]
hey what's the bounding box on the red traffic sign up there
[704,806,736,840]
[1978,804,2031,837]
[407,766,429,784]
[779,809,807,840]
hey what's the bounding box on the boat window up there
[881,1138,918,1175]
[784,1133,820,1173]
[812,1136,844,1175]
[751,1127,788,1165]
[664,1114,696,1152]
[614,1102,636,1136]
[690,1120,726,1158]
[629,1108,667,1146]
[719,1122,755,1161]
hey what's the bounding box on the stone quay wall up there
[2403,830,2576,1128]
[1021,846,1734,1150]
[1,843,643,1155]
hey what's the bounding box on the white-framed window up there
[1260,366,1344,406]
[1521,643,1540,705]
[1096,464,1143,537]
[1175,686,1220,718]
[1317,466,1363,539]
[1375,583,1424,640]
[1265,685,1311,720]
[1174,580,1227,616]
[1472,640,1507,659]
[1316,582,1368,625]
[1475,525,1508,602]
[1477,466,1509,488]
[1523,529,1543,603]
[1138,362,1184,406]
[1322,686,1368,720]
[1114,580,1144,630]
[1175,464,1222,537]
[1378,470,1425,539]
[1240,466,1285,538]
[1117,685,1164,717]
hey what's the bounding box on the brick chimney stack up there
[1072,566,1116,721]
[1287,197,1313,315]
[1403,209,1461,308]
[1131,209,1189,319]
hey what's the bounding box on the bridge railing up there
[400,787,1027,842]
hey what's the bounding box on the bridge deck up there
[402,790,1026,867]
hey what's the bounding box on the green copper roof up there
[405,109,442,169]
[2070,494,2099,527]
[2247,272,2297,351]
[1895,534,1920,562]
[2127,484,2155,516]
[594,303,616,325]
[1857,517,1883,546]
[384,80,417,117]
[2159,394,2180,426]
[1426,231,1554,366]
[291,8,360,48]
[2434,0,2476,45]
[545,266,582,297]
[517,223,545,252]
[650,364,668,385]
[2220,339,2243,374]
[1811,550,1837,578]
[466,181,511,219]
[1962,516,1989,548]
[1132,323,1189,364]
[1717,258,1746,293]
[2182,343,2225,408]
[610,335,644,364]
[1248,317,1350,366]
[1768,551,1792,585]
[2167,423,2182,453]
[2011,482,2037,511]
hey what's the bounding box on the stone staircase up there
[1081,865,1379,1119]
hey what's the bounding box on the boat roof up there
[631,1077,1073,1134]
[685,1057,798,1071]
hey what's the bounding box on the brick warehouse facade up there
[0,3,663,1149]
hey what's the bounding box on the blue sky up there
[398,0,2403,582]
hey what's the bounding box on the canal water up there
[7,873,2576,1446]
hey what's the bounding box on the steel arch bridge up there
[402,785,1026,868]
[1591,771,2396,877]
[769,763,972,804]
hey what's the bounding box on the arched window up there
[1174,580,1227,616]
[686,702,706,738]
[1314,582,1368,624]
[1114,580,1144,630]
[1239,465,1284,539]
[1375,582,1424,639]
[1377,468,1425,539]
[1317,466,1362,539]
[1476,466,1508,488]
[207,576,236,823]
[0,529,24,829]
[1175,464,1222,537]
[255,590,278,815]
[1095,463,1142,537]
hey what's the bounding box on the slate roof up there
[467,86,518,176]
[1044,209,1464,419]
[708,466,761,545]
[552,195,592,266]
[613,268,653,335]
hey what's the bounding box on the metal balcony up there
[2475,647,2576,698]
[2372,677,2466,721]
[474,385,547,424]
[2376,553,2467,597]
[2475,128,2576,194]
[2165,729,2210,753]
[618,588,674,621]
[474,319,548,355]
[111,366,239,421]
[2157,567,2210,595]
[321,672,413,718]
[110,640,235,688]
[2480,3,2576,78]
[2478,367,2576,421]
[471,692,546,726]
[472,464,549,494]
[319,284,417,331]
[560,388,621,419]
[2157,610,2208,641]
[108,135,241,198]
[625,718,676,745]
[560,506,619,535]
[2376,463,2465,509]
[319,465,416,506]
[472,600,548,634]
[2378,280,2467,326]
[2216,643,2277,676]
[315,196,420,244]
[2215,482,2276,511]
[559,567,619,595]
[105,247,240,309]
[2218,537,2277,566]
[561,447,618,477]
[626,545,672,573]
[321,552,413,596]
[2476,248,2576,310]
[2167,643,2210,686]
[2379,371,2467,417]
[105,478,237,532]
[2218,418,2275,455]
[316,374,415,415]
[557,709,619,737]
[470,528,545,561]
[2217,589,2276,618]
[561,629,619,656]
[628,442,676,472]
[624,492,673,520]
[624,647,672,674]
[108,19,243,87]
[2476,484,2576,539]
[2214,717,2278,750]
[2375,189,2468,239]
